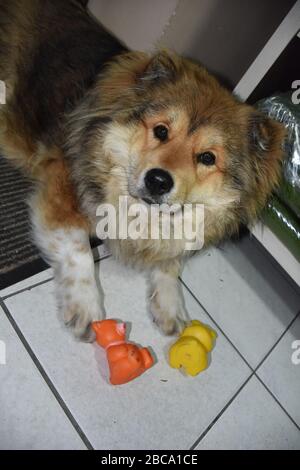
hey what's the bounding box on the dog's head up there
[76,50,285,244]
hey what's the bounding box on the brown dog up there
[0,0,285,340]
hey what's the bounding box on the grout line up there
[181,279,300,376]
[254,310,300,373]
[190,369,300,450]
[95,254,111,264]
[180,277,254,371]
[0,299,94,450]
[255,374,300,432]
[189,373,254,450]
[180,277,257,449]
[1,254,112,301]
[182,283,300,447]
[3,248,297,446]
[1,276,54,301]
[253,310,300,433]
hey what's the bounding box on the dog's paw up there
[149,291,189,336]
[63,303,99,342]
[58,281,104,342]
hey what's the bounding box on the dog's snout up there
[144,168,174,196]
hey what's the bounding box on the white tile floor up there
[0,237,299,450]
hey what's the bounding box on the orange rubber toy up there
[92,320,154,385]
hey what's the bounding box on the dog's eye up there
[153,125,168,142]
[197,152,216,166]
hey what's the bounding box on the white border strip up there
[234,1,300,101]
[233,2,300,285]
[251,223,300,286]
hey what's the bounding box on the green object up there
[262,196,300,262]
[257,92,300,263]
[276,179,300,220]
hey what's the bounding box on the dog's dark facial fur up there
[0,0,286,339]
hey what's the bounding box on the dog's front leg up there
[148,260,190,335]
[31,156,103,341]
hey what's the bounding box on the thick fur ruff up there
[0,0,286,339]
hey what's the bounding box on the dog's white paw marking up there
[150,290,189,335]
[34,226,104,342]
[150,294,188,335]
[58,278,103,342]
[149,268,189,335]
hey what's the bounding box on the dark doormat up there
[0,155,49,290]
[0,155,102,291]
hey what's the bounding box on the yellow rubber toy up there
[169,320,217,376]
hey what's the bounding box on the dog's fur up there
[0,0,286,340]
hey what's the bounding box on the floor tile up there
[0,243,110,299]
[4,257,250,450]
[196,376,300,450]
[0,268,53,299]
[0,306,86,450]
[257,315,300,426]
[181,236,300,368]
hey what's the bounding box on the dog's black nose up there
[144,168,174,196]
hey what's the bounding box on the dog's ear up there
[139,50,180,83]
[97,50,180,101]
[249,112,285,155]
[249,112,286,185]
[243,110,286,221]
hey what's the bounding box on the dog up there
[0,0,285,341]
